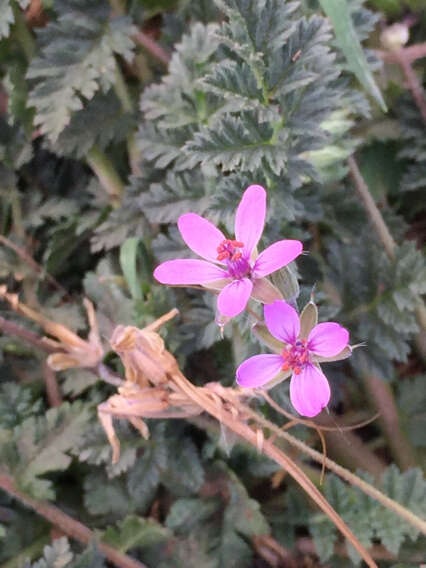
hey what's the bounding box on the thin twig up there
[394,50,426,124]
[0,235,68,297]
[0,474,148,568]
[43,361,62,407]
[242,403,426,535]
[377,42,426,63]
[0,316,59,354]
[171,370,378,568]
[348,155,426,362]
[358,356,416,470]
[132,31,171,66]
[347,157,396,259]
[296,536,425,563]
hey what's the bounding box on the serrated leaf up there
[10,402,91,499]
[84,471,133,517]
[27,0,136,142]
[31,537,73,568]
[182,111,287,175]
[103,515,170,553]
[319,0,386,111]
[0,382,42,429]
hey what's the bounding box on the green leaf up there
[120,237,143,300]
[0,382,42,429]
[31,537,73,568]
[27,0,136,142]
[0,0,14,39]
[1,402,91,499]
[103,515,170,554]
[318,0,386,111]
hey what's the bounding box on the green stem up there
[86,146,125,208]
[11,3,35,62]
[114,65,133,113]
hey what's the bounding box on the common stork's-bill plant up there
[154,185,303,317]
[237,300,351,417]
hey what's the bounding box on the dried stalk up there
[0,315,58,354]
[169,370,378,567]
[3,302,426,564]
[377,42,426,63]
[42,361,62,407]
[132,31,170,65]
[347,155,426,463]
[241,404,426,535]
[0,474,148,568]
[394,51,426,124]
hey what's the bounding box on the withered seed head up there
[110,325,174,386]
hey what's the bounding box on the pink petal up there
[236,354,284,388]
[290,364,330,417]
[252,240,303,278]
[308,322,349,357]
[154,259,228,285]
[178,213,226,263]
[234,185,266,257]
[264,300,300,344]
[217,277,253,317]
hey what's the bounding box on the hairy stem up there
[173,370,378,568]
[86,146,125,208]
[347,156,395,258]
[12,3,36,62]
[359,358,416,470]
[347,155,426,346]
[114,65,134,113]
[246,405,426,535]
[394,51,426,124]
[43,361,63,407]
[377,42,426,63]
[324,429,386,479]
[0,316,58,354]
[133,31,171,66]
[0,474,148,568]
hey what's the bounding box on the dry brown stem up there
[3,306,426,566]
[43,360,62,407]
[0,474,148,568]
[133,30,170,65]
[377,42,426,63]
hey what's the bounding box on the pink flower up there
[236,300,351,417]
[153,185,303,318]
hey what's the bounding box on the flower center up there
[282,339,310,374]
[217,239,251,279]
[216,239,244,262]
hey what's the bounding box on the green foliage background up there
[0,0,425,566]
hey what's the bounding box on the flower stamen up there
[216,239,244,261]
[281,338,309,373]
